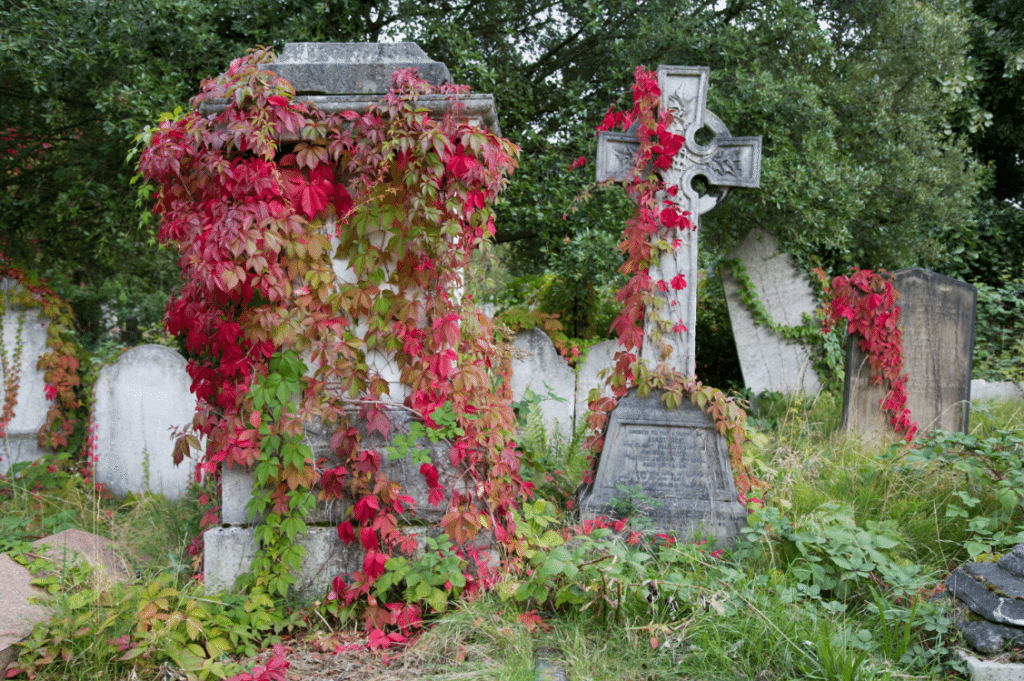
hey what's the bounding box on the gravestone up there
[575,339,618,425]
[93,344,199,499]
[843,268,976,437]
[579,389,748,543]
[582,66,760,545]
[721,229,821,395]
[0,279,52,474]
[510,328,577,431]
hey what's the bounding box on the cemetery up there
[1,11,1024,681]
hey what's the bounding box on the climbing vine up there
[822,268,916,440]
[720,256,844,394]
[138,48,526,630]
[575,67,756,496]
[0,257,84,465]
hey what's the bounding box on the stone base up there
[203,526,363,601]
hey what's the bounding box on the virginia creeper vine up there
[138,48,526,632]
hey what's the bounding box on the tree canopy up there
[0,0,1012,347]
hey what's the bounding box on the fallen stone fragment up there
[997,545,1024,580]
[0,554,49,676]
[948,567,1024,627]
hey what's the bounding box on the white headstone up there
[0,279,52,474]
[510,328,576,432]
[574,339,618,422]
[93,345,200,499]
[721,229,821,395]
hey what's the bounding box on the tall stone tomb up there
[0,279,52,474]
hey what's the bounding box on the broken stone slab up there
[948,566,1024,627]
[0,530,131,676]
[265,42,452,94]
[951,594,1024,654]
[0,555,49,676]
[967,562,1024,599]
[998,545,1024,579]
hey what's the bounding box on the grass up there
[3,394,1024,680]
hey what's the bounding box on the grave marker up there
[0,278,52,474]
[93,344,200,499]
[595,65,761,376]
[582,66,759,545]
[843,268,976,437]
[721,229,822,395]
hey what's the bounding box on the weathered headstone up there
[574,339,618,424]
[510,328,577,431]
[0,280,53,475]
[721,229,821,395]
[93,344,200,499]
[582,66,760,545]
[579,389,748,543]
[843,268,976,437]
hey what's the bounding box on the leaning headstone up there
[721,229,821,395]
[510,328,576,432]
[93,344,199,499]
[578,389,748,545]
[0,279,52,474]
[843,268,976,437]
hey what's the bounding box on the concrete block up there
[957,651,1024,681]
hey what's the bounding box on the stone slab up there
[0,554,48,676]
[578,388,747,546]
[1,279,53,474]
[972,380,1024,402]
[510,328,576,433]
[203,526,361,601]
[948,567,1024,627]
[998,545,1024,579]
[721,229,821,395]
[843,268,976,437]
[957,651,1024,681]
[966,562,1024,600]
[574,340,617,426]
[31,529,132,588]
[93,345,200,499]
[264,42,451,94]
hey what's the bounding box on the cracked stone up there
[948,567,1024,627]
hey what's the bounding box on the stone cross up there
[596,66,761,376]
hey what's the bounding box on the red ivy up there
[139,48,526,628]
[820,268,916,440]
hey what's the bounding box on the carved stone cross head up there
[593,66,762,377]
[595,66,761,217]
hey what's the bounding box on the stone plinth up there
[843,268,976,437]
[578,389,747,546]
[93,345,200,499]
[721,229,821,395]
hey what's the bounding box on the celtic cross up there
[596,66,761,376]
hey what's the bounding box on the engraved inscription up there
[606,423,730,500]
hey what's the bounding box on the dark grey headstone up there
[843,268,976,437]
[947,566,1024,627]
[578,389,747,546]
[966,562,1024,600]
[264,42,451,95]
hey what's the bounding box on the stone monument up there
[580,66,760,545]
[721,229,822,395]
[843,268,976,437]
[202,43,502,596]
